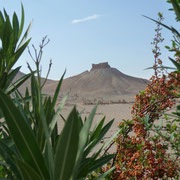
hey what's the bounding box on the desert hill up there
[14,62,149,102]
[57,62,149,102]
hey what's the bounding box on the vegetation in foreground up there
[0,0,179,179]
[0,5,116,180]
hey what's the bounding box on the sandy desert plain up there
[59,102,134,153]
[16,62,178,153]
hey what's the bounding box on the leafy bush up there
[0,4,33,178]
[0,7,116,178]
[0,4,32,96]
[100,1,180,179]
[0,1,180,180]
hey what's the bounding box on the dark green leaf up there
[49,93,68,135]
[18,4,24,39]
[78,155,114,178]
[17,22,32,49]
[88,154,114,173]
[3,66,21,90]
[169,57,180,70]
[0,140,21,179]
[96,166,115,180]
[72,105,98,179]
[143,15,180,37]
[0,89,50,179]
[171,0,180,21]
[54,107,80,180]
[84,119,114,157]
[89,117,105,142]
[6,71,32,95]
[12,12,19,42]
[51,71,66,110]
[7,38,31,71]
[15,159,42,180]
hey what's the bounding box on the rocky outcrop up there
[91,62,110,71]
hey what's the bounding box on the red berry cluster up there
[112,60,180,179]
[109,14,180,179]
[113,136,178,179]
[132,73,179,138]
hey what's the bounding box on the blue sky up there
[0,0,177,80]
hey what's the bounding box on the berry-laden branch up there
[103,13,180,179]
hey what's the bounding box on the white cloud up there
[72,14,100,24]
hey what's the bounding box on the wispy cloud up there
[72,14,100,24]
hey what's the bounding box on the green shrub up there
[0,14,116,178]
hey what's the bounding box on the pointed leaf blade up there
[0,89,50,179]
[96,166,115,180]
[6,71,32,95]
[51,71,66,109]
[15,159,42,180]
[54,107,80,180]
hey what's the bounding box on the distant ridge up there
[59,62,149,101]
[14,62,150,102]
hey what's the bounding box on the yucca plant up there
[0,4,32,94]
[0,4,33,129]
[0,4,33,177]
[0,37,117,179]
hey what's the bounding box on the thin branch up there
[32,44,38,61]
[28,46,36,63]
[41,59,52,89]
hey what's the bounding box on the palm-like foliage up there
[0,73,116,180]
[0,37,116,179]
[0,4,32,95]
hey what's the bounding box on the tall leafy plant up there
[0,4,32,95]
[0,37,116,179]
[110,0,180,178]
[0,4,32,177]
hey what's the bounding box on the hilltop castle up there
[91,62,110,71]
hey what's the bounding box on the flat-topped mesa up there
[91,62,111,71]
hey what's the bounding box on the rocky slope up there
[14,62,149,102]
